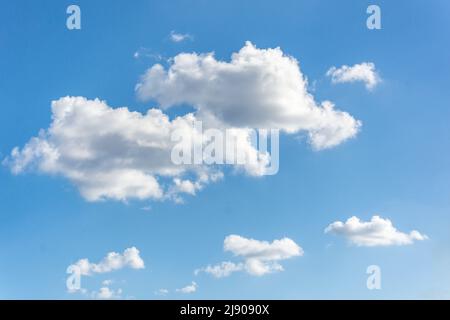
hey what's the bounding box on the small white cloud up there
[176,281,198,294]
[325,215,428,247]
[92,287,122,300]
[327,62,381,90]
[155,288,169,296]
[136,41,361,150]
[170,31,192,43]
[68,247,145,276]
[197,235,303,277]
[102,279,113,286]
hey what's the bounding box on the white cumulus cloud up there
[197,235,303,277]
[155,288,169,296]
[102,279,113,286]
[195,261,244,278]
[136,41,361,150]
[5,43,362,202]
[325,216,428,247]
[326,62,381,90]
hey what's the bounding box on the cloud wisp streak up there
[326,62,381,90]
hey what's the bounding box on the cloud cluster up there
[176,281,198,294]
[325,216,428,247]
[327,62,381,90]
[136,41,361,150]
[5,43,361,202]
[69,247,145,276]
[196,235,303,277]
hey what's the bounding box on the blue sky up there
[1,0,449,299]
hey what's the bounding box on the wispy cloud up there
[68,247,145,276]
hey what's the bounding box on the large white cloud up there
[324,216,428,247]
[4,96,274,201]
[195,261,244,278]
[136,41,361,150]
[69,246,145,276]
[196,235,303,277]
[326,62,381,90]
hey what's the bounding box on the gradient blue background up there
[0,0,449,299]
